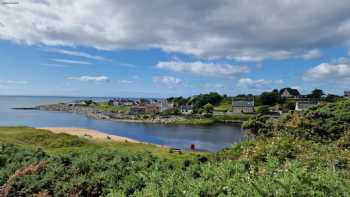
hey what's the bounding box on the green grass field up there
[214,101,232,112]
[95,103,131,113]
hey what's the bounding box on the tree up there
[242,115,274,136]
[108,100,114,106]
[203,103,214,114]
[167,97,188,106]
[325,94,341,102]
[190,92,223,111]
[258,91,279,106]
[256,105,270,115]
[308,89,324,99]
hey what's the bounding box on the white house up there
[159,100,174,112]
[232,100,255,113]
[180,105,193,115]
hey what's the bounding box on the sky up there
[1,0,350,98]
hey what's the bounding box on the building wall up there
[233,107,254,113]
[181,109,193,115]
[129,107,146,115]
[145,106,160,114]
[295,102,319,111]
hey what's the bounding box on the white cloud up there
[157,61,249,78]
[236,78,285,93]
[46,48,107,61]
[118,80,133,84]
[153,76,182,88]
[50,59,91,65]
[1,1,350,60]
[303,63,350,81]
[237,78,272,89]
[302,49,322,60]
[69,75,109,82]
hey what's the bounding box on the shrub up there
[256,105,270,115]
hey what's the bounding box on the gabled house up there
[109,98,135,106]
[144,104,160,114]
[68,100,94,107]
[129,104,160,115]
[232,99,255,113]
[280,88,301,98]
[129,106,146,115]
[159,100,174,112]
[180,105,193,115]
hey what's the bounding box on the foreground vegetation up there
[2,100,350,196]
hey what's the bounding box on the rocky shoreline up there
[37,103,190,124]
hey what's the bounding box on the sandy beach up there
[40,127,140,143]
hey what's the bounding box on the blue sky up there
[1,1,350,97]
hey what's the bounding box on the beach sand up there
[40,127,140,143]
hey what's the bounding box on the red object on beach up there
[190,144,195,151]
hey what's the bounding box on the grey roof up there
[232,101,254,107]
[280,88,300,96]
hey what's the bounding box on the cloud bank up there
[69,75,109,82]
[46,48,107,61]
[50,59,91,65]
[1,1,350,60]
[153,76,182,88]
[237,78,284,92]
[304,63,350,81]
[157,61,249,78]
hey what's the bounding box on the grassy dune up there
[0,127,199,160]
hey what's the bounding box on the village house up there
[280,88,301,98]
[159,100,174,112]
[180,105,193,115]
[144,104,161,114]
[68,100,94,107]
[295,100,320,111]
[110,98,135,106]
[129,104,160,115]
[129,106,146,115]
[232,99,255,113]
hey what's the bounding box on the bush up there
[256,105,270,115]
[2,100,350,196]
[242,115,275,136]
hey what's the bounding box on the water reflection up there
[0,96,246,151]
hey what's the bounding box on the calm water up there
[0,96,246,151]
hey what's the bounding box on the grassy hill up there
[1,100,350,196]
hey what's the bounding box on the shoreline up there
[40,127,168,148]
[34,104,247,125]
